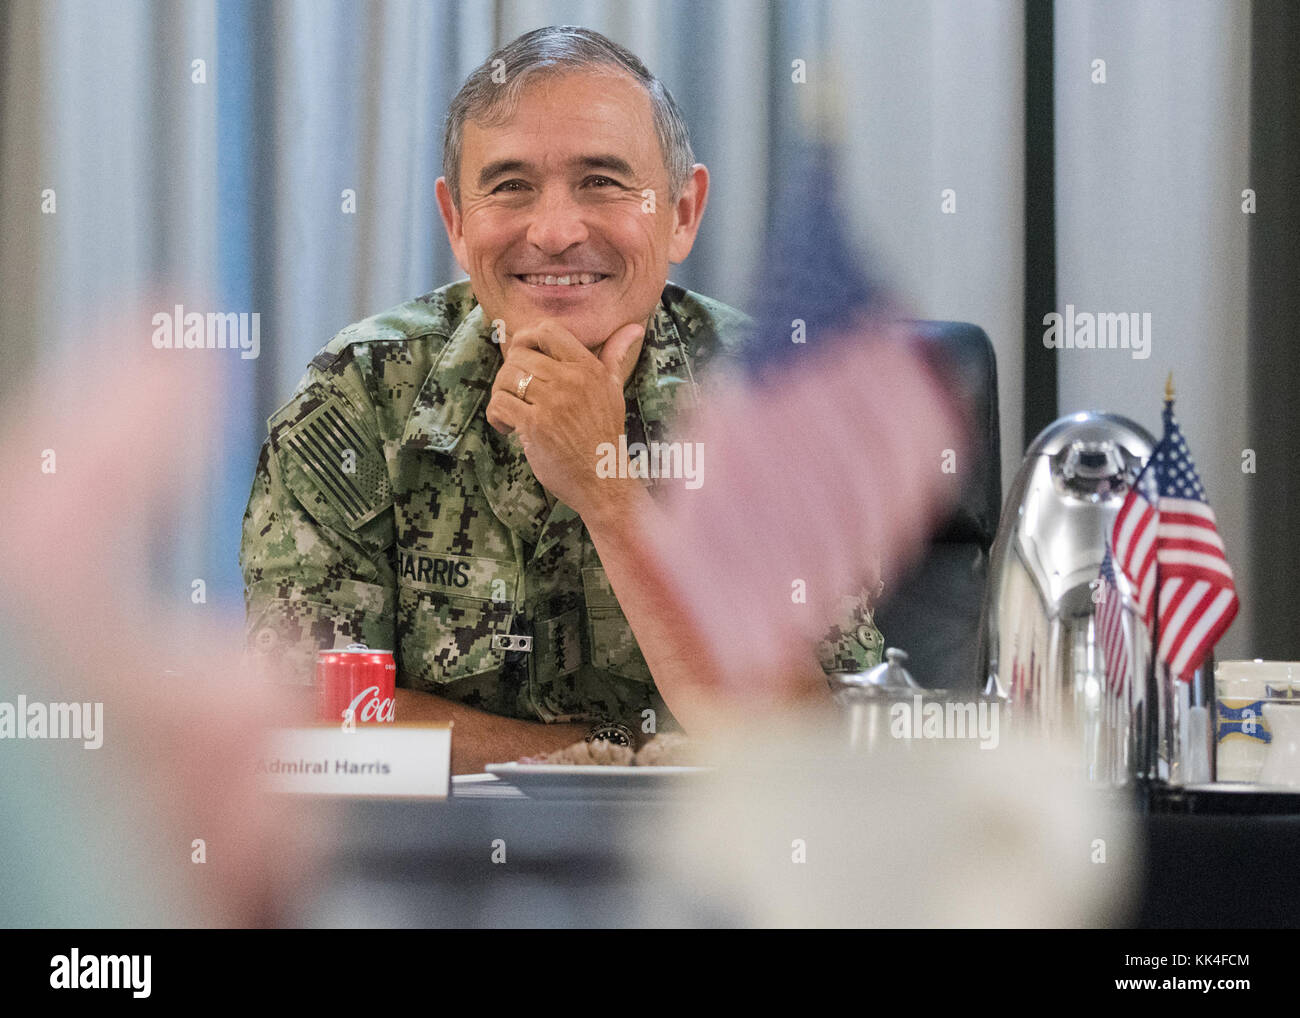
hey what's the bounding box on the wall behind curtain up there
[0,0,1028,619]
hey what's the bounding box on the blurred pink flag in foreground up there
[642,141,969,705]
[0,299,330,926]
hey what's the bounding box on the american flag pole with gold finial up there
[1149,375,1169,782]
[1154,370,1172,670]
[1153,375,1169,782]
[1112,374,1169,782]
[1115,371,1232,785]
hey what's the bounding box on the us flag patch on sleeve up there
[281,396,392,530]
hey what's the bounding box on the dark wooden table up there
[286,781,1300,928]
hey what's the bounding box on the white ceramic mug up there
[1215,661,1297,782]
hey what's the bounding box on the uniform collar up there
[400,287,703,455]
[399,287,703,548]
[627,296,702,443]
[400,300,499,454]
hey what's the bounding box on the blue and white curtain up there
[0,0,1260,658]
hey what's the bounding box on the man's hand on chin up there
[484,318,646,523]
[482,316,765,736]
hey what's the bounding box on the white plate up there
[484,762,709,800]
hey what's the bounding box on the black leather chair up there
[873,321,1002,693]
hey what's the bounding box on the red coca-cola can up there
[315,644,396,725]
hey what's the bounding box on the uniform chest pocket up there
[398,552,518,686]
[581,566,653,684]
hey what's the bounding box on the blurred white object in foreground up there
[633,710,1139,927]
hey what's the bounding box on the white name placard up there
[257,724,452,798]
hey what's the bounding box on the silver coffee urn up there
[981,412,1159,786]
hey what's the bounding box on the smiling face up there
[436,68,708,352]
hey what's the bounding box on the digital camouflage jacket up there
[239,280,884,728]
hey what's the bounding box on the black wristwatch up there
[585,720,635,747]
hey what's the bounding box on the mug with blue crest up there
[1215,661,1299,783]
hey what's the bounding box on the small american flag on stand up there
[1097,543,1130,695]
[1110,381,1239,682]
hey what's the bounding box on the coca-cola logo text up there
[342,685,396,724]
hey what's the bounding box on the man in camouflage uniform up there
[240,27,883,769]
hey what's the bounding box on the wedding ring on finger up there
[516,372,534,402]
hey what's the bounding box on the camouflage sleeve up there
[815,588,885,674]
[239,374,397,685]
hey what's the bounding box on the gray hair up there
[442,26,694,209]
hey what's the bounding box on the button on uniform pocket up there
[397,552,519,687]
[815,590,885,674]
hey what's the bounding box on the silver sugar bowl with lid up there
[828,648,927,753]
